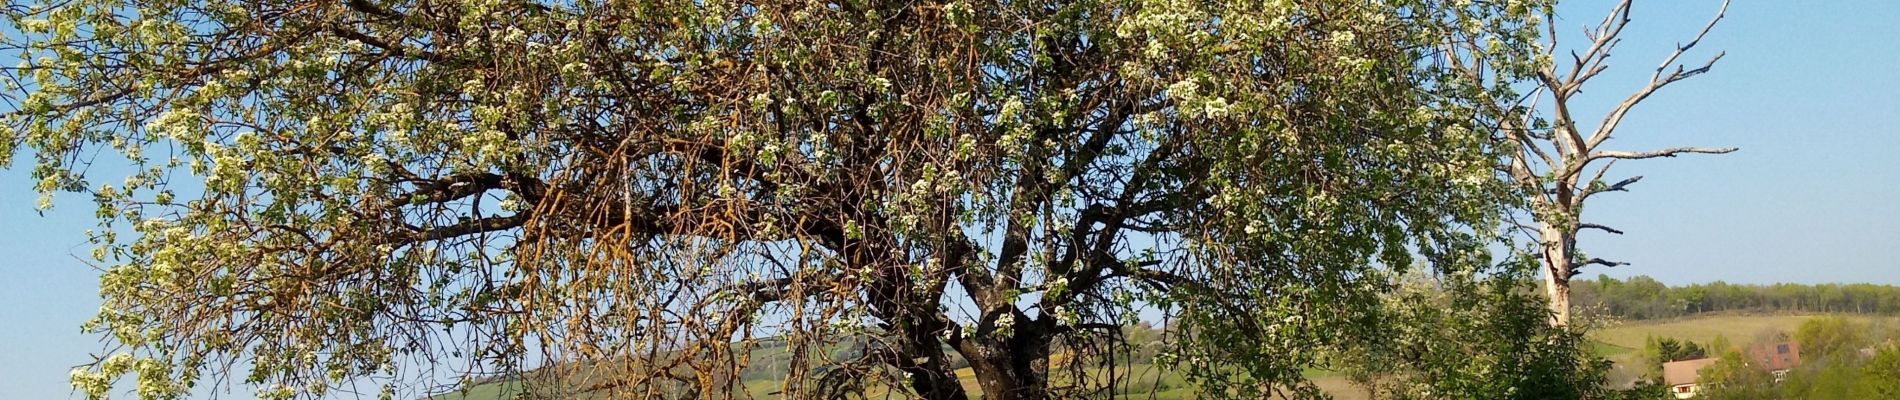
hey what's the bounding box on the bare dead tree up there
[1487,0,1737,326]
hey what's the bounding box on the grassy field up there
[1587,312,1898,388]
[1591,313,1895,357]
[434,313,1893,399]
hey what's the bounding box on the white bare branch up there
[1591,146,1738,162]
[1559,0,1632,96]
[1649,0,1732,85]
[1586,0,1731,151]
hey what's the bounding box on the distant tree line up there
[1571,275,1900,320]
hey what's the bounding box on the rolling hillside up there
[430,313,1892,399]
[1593,313,1895,357]
[1590,313,1898,388]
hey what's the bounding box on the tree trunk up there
[851,245,974,400]
[964,338,1049,400]
[905,364,971,400]
[1541,227,1573,326]
[898,331,972,400]
[946,314,1052,400]
[967,353,1047,400]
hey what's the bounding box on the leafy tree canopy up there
[1797,316,1870,359]
[2,0,1551,398]
[1698,351,1777,400]
[1870,344,1900,397]
[1335,268,1613,400]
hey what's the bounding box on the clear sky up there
[1545,0,1900,286]
[4,1,1898,398]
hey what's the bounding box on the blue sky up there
[4,1,1899,398]
[1545,0,1900,286]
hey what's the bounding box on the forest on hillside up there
[1572,275,1900,320]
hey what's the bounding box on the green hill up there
[430,313,1894,399]
[1586,312,1899,388]
[1592,313,1895,355]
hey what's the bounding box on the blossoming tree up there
[4,0,1549,398]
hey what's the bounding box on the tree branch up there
[1590,146,1737,162]
[345,0,399,19]
[1591,175,1642,194]
[1650,0,1731,86]
[396,172,506,204]
[1578,223,1624,235]
[403,213,529,243]
[1584,0,1731,151]
[1567,258,1630,278]
[717,272,844,306]
[327,26,453,64]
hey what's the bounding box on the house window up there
[1778,344,1790,354]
